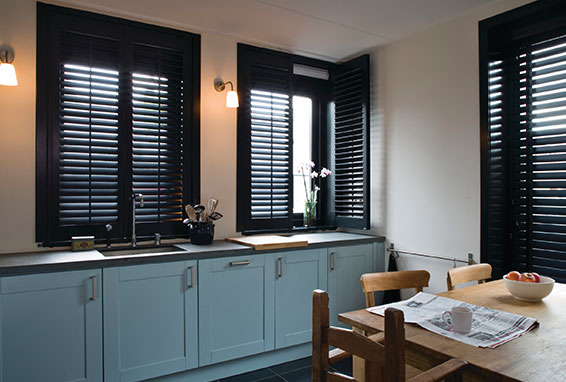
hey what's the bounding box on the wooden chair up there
[360,270,431,308]
[446,264,492,291]
[312,290,467,382]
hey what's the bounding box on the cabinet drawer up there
[209,254,265,272]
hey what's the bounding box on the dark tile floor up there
[215,356,352,382]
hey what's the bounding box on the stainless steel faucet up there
[132,193,144,247]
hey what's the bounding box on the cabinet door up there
[198,254,274,366]
[0,269,102,382]
[328,244,374,327]
[104,260,198,382]
[274,249,327,349]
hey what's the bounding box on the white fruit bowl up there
[503,276,555,302]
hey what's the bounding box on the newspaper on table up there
[367,292,538,348]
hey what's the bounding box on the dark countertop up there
[0,232,384,276]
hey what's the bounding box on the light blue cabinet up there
[274,248,327,349]
[104,260,198,382]
[198,253,275,366]
[0,237,383,382]
[328,243,375,327]
[0,269,102,382]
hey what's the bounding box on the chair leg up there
[312,290,330,382]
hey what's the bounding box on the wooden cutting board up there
[226,235,308,250]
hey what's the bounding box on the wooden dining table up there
[338,280,566,382]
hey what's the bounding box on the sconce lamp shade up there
[0,50,18,86]
[226,90,239,108]
[214,78,239,108]
[0,63,18,86]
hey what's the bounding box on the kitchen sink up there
[100,245,187,257]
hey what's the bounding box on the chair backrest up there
[446,263,492,291]
[360,270,431,308]
[312,290,406,382]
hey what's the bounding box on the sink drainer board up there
[225,235,308,250]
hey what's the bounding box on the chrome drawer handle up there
[187,266,195,288]
[277,257,284,277]
[90,276,97,301]
[229,260,250,267]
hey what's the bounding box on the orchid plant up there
[298,161,331,226]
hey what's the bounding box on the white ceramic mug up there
[441,306,472,333]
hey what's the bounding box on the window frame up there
[236,43,369,234]
[36,2,201,246]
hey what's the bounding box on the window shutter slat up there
[526,38,566,281]
[485,58,512,277]
[237,48,293,232]
[250,86,291,220]
[131,45,185,224]
[58,31,120,227]
[333,55,370,229]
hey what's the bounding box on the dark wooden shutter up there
[36,3,200,245]
[332,55,370,229]
[237,47,293,232]
[131,43,186,234]
[57,30,121,236]
[522,35,566,281]
[483,29,566,282]
[485,57,512,277]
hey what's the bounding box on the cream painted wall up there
[0,0,37,253]
[0,0,242,253]
[0,0,533,261]
[377,0,532,294]
[200,34,238,240]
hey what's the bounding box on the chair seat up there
[406,364,423,379]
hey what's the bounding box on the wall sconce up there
[214,79,239,108]
[0,50,18,86]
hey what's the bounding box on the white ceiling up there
[64,0,501,61]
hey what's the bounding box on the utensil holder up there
[189,222,215,245]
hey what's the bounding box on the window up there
[292,95,313,214]
[36,3,200,245]
[480,1,566,281]
[236,44,369,233]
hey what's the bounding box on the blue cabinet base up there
[146,343,311,382]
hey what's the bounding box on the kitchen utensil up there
[209,212,223,221]
[208,198,219,214]
[185,204,197,222]
[194,204,205,222]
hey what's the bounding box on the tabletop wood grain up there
[339,280,566,382]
